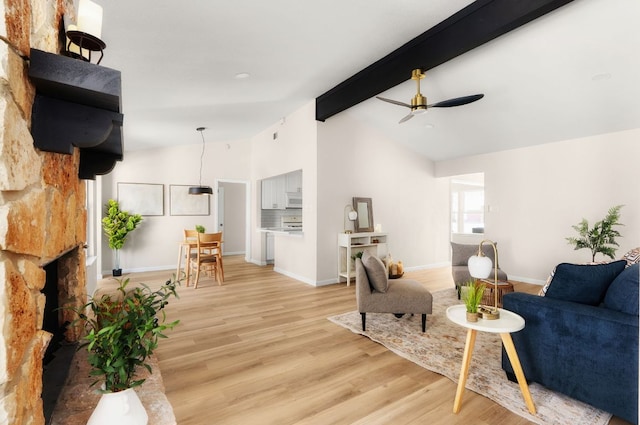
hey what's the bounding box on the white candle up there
[77,0,103,39]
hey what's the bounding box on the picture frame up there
[352,197,374,233]
[170,185,210,216]
[117,183,164,216]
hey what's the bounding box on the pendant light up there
[188,127,213,195]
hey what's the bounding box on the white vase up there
[87,388,148,425]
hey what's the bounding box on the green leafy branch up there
[68,277,180,393]
[102,199,143,250]
[566,205,624,262]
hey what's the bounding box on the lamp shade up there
[468,255,492,279]
[188,185,213,195]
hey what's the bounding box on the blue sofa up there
[502,261,639,424]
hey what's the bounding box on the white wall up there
[436,129,640,283]
[249,101,319,284]
[100,105,639,286]
[101,138,252,275]
[317,112,451,284]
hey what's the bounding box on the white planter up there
[87,387,148,425]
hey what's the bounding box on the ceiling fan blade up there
[428,94,484,108]
[377,96,412,108]
[399,113,414,124]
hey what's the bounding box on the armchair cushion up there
[544,260,626,305]
[361,251,388,293]
[603,263,639,315]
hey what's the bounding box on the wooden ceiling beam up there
[315,0,573,122]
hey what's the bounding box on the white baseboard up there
[509,275,545,285]
[273,267,317,286]
[404,261,451,271]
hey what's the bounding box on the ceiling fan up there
[376,69,484,124]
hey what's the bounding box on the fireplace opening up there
[41,255,78,425]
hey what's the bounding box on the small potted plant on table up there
[69,277,180,424]
[461,280,486,322]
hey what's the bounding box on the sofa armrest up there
[502,292,638,422]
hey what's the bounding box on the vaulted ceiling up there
[94,0,639,161]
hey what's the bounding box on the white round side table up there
[446,304,536,415]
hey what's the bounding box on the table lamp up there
[468,240,500,319]
[344,204,358,233]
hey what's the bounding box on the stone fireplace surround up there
[0,2,172,424]
[0,2,88,423]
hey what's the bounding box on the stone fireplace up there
[0,1,88,424]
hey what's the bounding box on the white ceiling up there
[92,0,639,161]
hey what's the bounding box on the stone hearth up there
[50,350,176,425]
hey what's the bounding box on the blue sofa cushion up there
[603,263,639,315]
[545,260,626,305]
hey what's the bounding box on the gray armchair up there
[451,241,508,297]
[356,256,433,332]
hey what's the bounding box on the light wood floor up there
[113,256,630,425]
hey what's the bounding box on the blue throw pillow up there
[603,263,639,315]
[545,260,627,305]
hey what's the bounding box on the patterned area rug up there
[328,289,612,425]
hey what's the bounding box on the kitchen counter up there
[259,227,303,237]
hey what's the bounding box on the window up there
[450,173,484,234]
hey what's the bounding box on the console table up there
[337,232,388,285]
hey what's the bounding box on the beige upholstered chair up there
[356,253,433,332]
[451,241,508,298]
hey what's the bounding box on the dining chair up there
[180,229,199,285]
[189,232,223,288]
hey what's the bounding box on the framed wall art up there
[170,184,210,216]
[117,183,164,216]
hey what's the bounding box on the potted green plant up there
[102,199,143,276]
[195,224,205,233]
[461,280,486,322]
[69,277,180,424]
[566,205,624,262]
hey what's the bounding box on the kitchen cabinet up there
[261,175,286,209]
[266,232,274,263]
[285,170,302,193]
[338,232,388,285]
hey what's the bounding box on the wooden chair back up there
[190,232,223,288]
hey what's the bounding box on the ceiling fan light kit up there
[377,68,484,124]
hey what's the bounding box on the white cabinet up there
[285,170,302,193]
[266,232,275,263]
[261,175,286,209]
[338,232,388,285]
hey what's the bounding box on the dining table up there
[176,237,223,285]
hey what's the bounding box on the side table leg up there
[500,333,536,414]
[453,329,477,413]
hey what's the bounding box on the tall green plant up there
[566,205,624,262]
[102,199,143,250]
[69,277,180,393]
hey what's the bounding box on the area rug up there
[328,289,612,425]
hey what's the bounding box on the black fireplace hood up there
[29,48,124,179]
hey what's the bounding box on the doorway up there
[216,180,250,260]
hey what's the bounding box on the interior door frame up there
[214,179,250,261]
